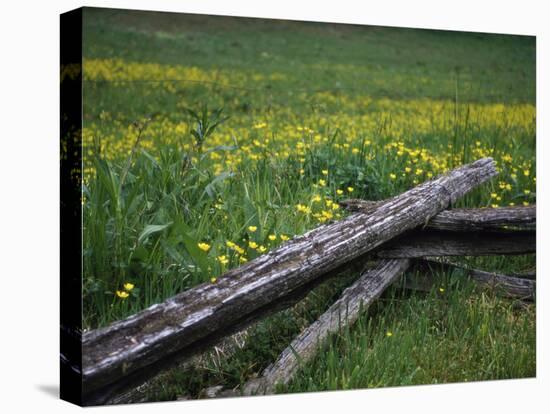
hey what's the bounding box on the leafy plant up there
[184,105,230,155]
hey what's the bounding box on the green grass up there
[143,270,535,401]
[282,276,535,392]
[80,7,536,400]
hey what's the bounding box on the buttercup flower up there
[198,242,211,252]
[116,290,129,299]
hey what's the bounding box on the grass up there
[80,7,536,400]
[143,270,535,400]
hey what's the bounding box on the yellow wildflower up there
[217,255,229,265]
[321,169,329,176]
[336,189,344,195]
[198,242,211,252]
[347,187,354,193]
[123,282,134,291]
[248,241,258,249]
[248,225,257,232]
[280,234,289,241]
[116,290,129,299]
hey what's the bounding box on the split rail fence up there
[77,157,536,405]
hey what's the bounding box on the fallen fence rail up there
[340,201,535,232]
[223,259,411,397]
[204,255,536,398]
[77,157,537,405]
[376,229,534,258]
[409,258,536,300]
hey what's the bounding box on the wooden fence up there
[77,157,536,405]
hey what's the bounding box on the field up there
[81,8,536,400]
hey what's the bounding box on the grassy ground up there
[81,8,536,400]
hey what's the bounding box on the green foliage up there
[81,9,536,399]
[184,105,230,153]
[281,275,536,392]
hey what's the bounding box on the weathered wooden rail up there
[78,158,536,404]
[407,258,536,300]
[341,201,535,232]
[233,259,412,396]
[376,229,535,258]
[205,255,536,398]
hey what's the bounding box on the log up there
[86,254,373,405]
[510,269,536,280]
[236,259,411,396]
[376,230,535,258]
[425,206,535,231]
[405,258,536,300]
[110,328,250,404]
[340,200,536,232]
[81,158,497,404]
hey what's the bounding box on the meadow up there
[81,8,536,400]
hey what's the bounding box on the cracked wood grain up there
[341,200,535,232]
[375,229,534,258]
